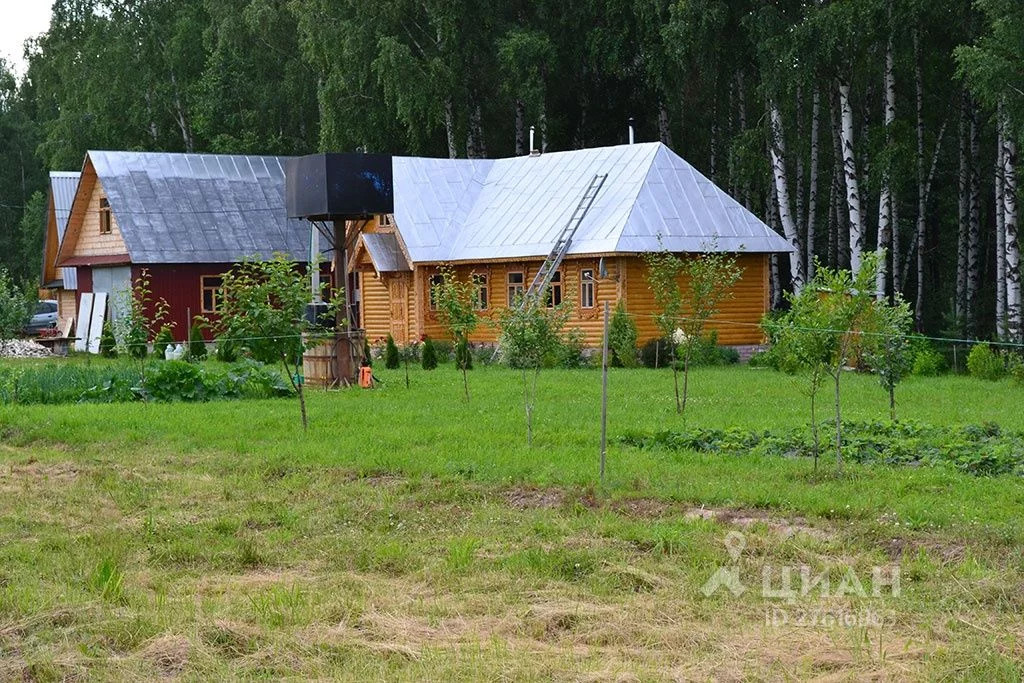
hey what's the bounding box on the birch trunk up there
[807,88,821,281]
[1003,108,1021,340]
[914,34,926,329]
[444,99,457,158]
[795,86,806,254]
[514,99,526,156]
[877,40,896,300]
[827,174,839,269]
[967,99,981,330]
[996,113,1007,338]
[838,79,864,274]
[956,93,970,320]
[658,100,672,146]
[769,102,804,292]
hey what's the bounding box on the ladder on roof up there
[520,173,608,311]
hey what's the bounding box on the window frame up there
[378,214,393,228]
[428,273,443,310]
[580,268,596,309]
[545,270,562,308]
[507,271,525,306]
[472,273,488,310]
[98,197,112,235]
[200,275,225,314]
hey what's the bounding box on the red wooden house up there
[56,151,326,344]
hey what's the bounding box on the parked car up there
[24,300,58,335]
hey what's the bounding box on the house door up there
[91,266,132,322]
[388,276,408,342]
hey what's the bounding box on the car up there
[24,300,59,335]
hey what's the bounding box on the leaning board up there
[86,292,107,354]
[74,293,94,353]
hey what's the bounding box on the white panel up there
[87,292,107,354]
[61,267,78,290]
[74,293,94,352]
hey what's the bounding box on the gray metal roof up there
[362,232,411,272]
[392,142,792,263]
[88,150,311,264]
[50,171,80,242]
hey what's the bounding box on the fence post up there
[600,300,610,484]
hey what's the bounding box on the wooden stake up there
[600,300,610,484]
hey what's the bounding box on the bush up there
[455,336,473,370]
[967,343,1004,381]
[431,339,454,363]
[153,326,175,358]
[554,327,587,369]
[608,302,638,367]
[143,359,292,402]
[215,336,238,363]
[911,349,947,376]
[640,337,674,368]
[1008,355,1024,386]
[187,320,207,361]
[384,334,400,369]
[421,337,438,370]
[363,337,372,367]
[99,321,117,358]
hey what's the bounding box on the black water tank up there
[286,153,394,220]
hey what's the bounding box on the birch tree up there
[838,78,865,275]
[876,27,896,300]
[769,101,805,292]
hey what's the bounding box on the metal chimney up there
[529,125,540,157]
[628,117,635,145]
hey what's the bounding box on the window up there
[99,197,112,235]
[472,273,488,310]
[428,274,443,310]
[507,271,524,306]
[201,276,224,313]
[580,269,596,309]
[545,271,562,308]
[378,214,393,227]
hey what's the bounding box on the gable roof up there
[392,142,792,263]
[84,150,311,264]
[51,172,81,242]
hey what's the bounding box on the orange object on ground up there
[359,365,374,388]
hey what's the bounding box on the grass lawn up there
[1,362,1022,680]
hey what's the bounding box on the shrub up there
[215,336,238,363]
[967,343,1004,381]
[99,321,117,358]
[187,320,207,360]
[153,326,175,358]
[363,337,372,367]
[384,334,400,369]
[640,338,673,368]
[554,327,587,368]
[608,301,638,367]
[1007,353,1024,385]
[911,349,947,376]
[143,359,293,402]
[431,339,454,363]
[455,336,473,370]
[421,337,438,370]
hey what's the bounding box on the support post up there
[600,300,610,484]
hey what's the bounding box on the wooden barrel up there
[302,336,336,388]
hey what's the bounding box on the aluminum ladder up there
[520,172,608,310]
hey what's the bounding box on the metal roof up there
[392,142,792,263]
[88,150,312,264]
[50,172,80,242]
[361,232,411,272]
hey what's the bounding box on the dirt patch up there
[505,486,568,510]
[692,507,832,541]
[882,535,968,563]
[141,634,190,677]
[1,460,81,482]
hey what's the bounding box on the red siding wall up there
[75,267,93,317]
[133,264,231,342]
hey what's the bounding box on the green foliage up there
[384,334,400,369]
[142,359,292,403]
[421,337,438,370]
[362,337,372,367]
[0,363,140,404]
[1008,354,1024,385]
[639,338,674,368]
[622,420,1024,478]
[187,320,208,361]
[862,297,915,419]
[0,268,32,344]
[912,349,948,376]
[967,343,1005,381]
[112,269,169,361]
[455,336,473,370]
[608,301,638,367]
[153,326,175,359]
[99,321,118,358]
[215,336,238,363]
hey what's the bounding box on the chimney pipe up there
[529,125,539,156]
[628,117,635,145]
